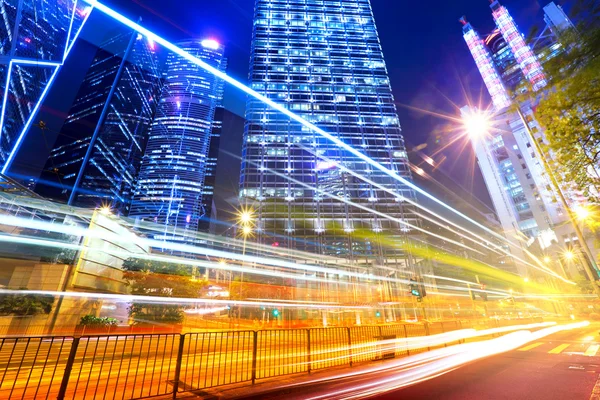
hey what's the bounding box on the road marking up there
[586,345,600,357]
[549,343,571,354]
[518,342,544,351]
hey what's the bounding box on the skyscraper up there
[35,29,163,213]
[241,0,417,266]
[129,39,226,241]
[489,0,547,91]
[0,0,89,173]
[461,2,592,277]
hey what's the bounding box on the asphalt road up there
[378,322,600,400]
[226,322,598,400]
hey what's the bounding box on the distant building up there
[460,1,590,278]
[0,0,89,173]
[35,29,163,214]
[543,2,575,36]
[129,39,226,241]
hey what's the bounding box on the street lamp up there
[238,208,255,226]
[462,110,491,138]
[564,250,575,261]
[575,205,591,222]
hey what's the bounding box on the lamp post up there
[235,209,254,323]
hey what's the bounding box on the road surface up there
[386,322,600,400]
[227,322,599,400]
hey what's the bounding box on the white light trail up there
[0,288,374,310]
[303,321,589,399]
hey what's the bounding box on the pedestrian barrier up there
[0,317,543,400]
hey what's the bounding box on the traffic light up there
[409,279,420,297]
[272,309,279,317]
[375,311,381,318]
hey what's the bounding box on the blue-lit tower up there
[35,29,163,213]
[0,0,89,173]
[241,0,418,261]
[129,39,226,241]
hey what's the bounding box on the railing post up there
[171,334,186,399]
[347,327,353,367]
[403,325,410,355]
[306,329,311,374]
[251,331,258,384]
[57,336,80,400]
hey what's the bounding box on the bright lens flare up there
[574,206,591,221]
[239,211,253,224]
[242,226,252,236]
[564,250,575,261]
[463,112,490,138]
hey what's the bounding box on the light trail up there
[293,145,506,257]
[0,288,374,310]
[298,321,589,400]
[235,154,485,255]
[0,231,544,300]
[80,0,559,280]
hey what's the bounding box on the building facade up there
[129,39,226,241]
[240,0,418,270]
[461,1,591,278]
[35,29,163,214]
[0,0,89,173]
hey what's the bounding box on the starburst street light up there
[462,110,491,139]
[242,225,253,236]
[239,210,254,225]
[574,205,591,222]
[564,250,575,261]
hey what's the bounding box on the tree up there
[535,0,600,202]
[121,258,208,324]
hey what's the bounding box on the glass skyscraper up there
[129,40,226,241]
[35,29,163,213]
[241,0,417,263]
[0,0,87,171]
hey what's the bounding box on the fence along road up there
[0,318,542,399]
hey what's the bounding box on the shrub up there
[79,315,118,327]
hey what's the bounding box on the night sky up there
[14,0,570,208]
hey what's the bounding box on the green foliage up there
[121,258,208,325]
[0,293,54,316]
[79,315,118,327]
[535,1,600,202]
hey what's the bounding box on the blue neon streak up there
[1,6,93,175]
[82,0,524,254]
[9,59,61,67]
[64,0,78,62]
[0,62,14,151]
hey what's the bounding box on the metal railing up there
[0,317,543,400]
